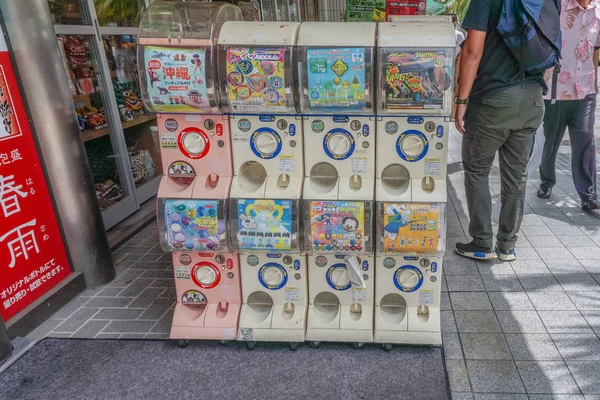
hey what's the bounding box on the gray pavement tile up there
[555,274,600,292]
[567,361,600,395]
[442,310,458,333]
[482,275,524,292]
[85,297,134,308]
[93,308,143,320]
[522,226,556,236]
[443,333,464,360]
[489,292,535,311]
[527,292,578,311]
[472,395,528,400]
[528,236,565,248]
[96,287,125,297]
[496,311,547,333]
[505,333,562,361]
[518,274,565,292]
[26,318,65,341]
[539,248,577,262]
[149,278,175,288]
[515,361,580,394]
[145,333,169,340]
[102,320,157,334]
[512,247,543,260]
[451,292,493,311]
[559,236,596,248]
[109,269,145,287]
[118,278,154,298]
[466,360,525,393]
[141,269,174,279]
[445,259,479,275]
[48,332,72,338]
[441,292,453,311]
[447,275,486,292]
[581,312,600,334]
[447,359,472,392]
[538,311,594,334]
[567,292,600,311]
[528,396,585,400]
[159,286,176,300]
[460,333,512,360]
[579,260,600,274]
[511,260,552,275]
[548,226,588,237]
[50,296,90,319]
[120,333,147,339]
[71,320,109,339]
[94,333,121,339]
[128,288,165,309]
[150,307,174,333]
[139,298,175,320]
[521,214,546,226]
[546,261,588,275]
[552,334,600,361]
[455,311,501,333]
[477,260,516,275]
[54,308,99,333]
[131,260,173,270]
[442,274,449,292]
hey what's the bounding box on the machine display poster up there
[237,199,293,251]
[384,50,449,110]
[385,0,426,18]
[383,203,440,253]
[307,48,367,112]
[164,199,223,251]
[226,47,286,112]
[144,46,210,113]
[345,0,386,21]
[309,201,365,252]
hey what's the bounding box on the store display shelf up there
[82,114,156,142]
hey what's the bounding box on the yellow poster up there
[226,47,286,113]
[383,203,440,253]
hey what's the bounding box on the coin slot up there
[238,161,267,193]
[277,173,290,190]
[349,302,362,321]
[421,176,435,193]
[282,302,295,321]
[381,164,410,196]
[349,174,362,191]
[204,173,220,189]
[417,304,430,323]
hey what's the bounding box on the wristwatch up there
[454,97,468,105]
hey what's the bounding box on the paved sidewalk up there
[24,127,600,399]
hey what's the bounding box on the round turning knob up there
[254,131,279,156]
[398,268,420,290]
[195,265,217,286]
[331,267,350,287]
[401,134,425,157]
[183,131,206,155]
[262,265,285,286]
[328,132,352,156]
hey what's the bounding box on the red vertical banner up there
[0,27,71,321]
[386,0,427,19]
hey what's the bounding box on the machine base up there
[169,302,241,341]
[374,330,442,346]
[237,327,305,343]
[305,328,373,344]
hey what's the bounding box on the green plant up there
[445,0,471,22]
[94,0,145,26]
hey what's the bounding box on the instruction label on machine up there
[419,290,434,305]
[383,203,442,253]
[226,47,287,113]
[237,199,293,251]
[424,158,441,177]
[351,156,368,174]
[144,46,211,113]
[175,267,190,280]
[284,287,300,302]
[309,201,366,253]
[352,287,367,302]
[279,155,295,173]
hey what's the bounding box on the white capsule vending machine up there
[297,22,377,348]
[138,2,243,346]
[375,203,446,348]
[376,17,455,202]
[217,22,307,350]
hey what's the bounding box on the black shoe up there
[582,199,600,211]
[455,241,497,260]
[537,186,552,199]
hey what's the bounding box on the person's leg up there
[566,94,598,207]
[497,89,544,256]
[459,92,512,258]
[538,100,571,196]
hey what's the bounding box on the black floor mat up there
[0,338,449,400]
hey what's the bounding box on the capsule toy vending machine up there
[297,22,377,347]
[376,16,455,202]
[217,22,307,350]
[137,2,243,346]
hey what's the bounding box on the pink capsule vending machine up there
[137,2,243,346]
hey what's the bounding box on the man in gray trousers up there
[537,0,600,211]
[454,0,547,261]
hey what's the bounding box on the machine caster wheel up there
[247,341,256,350]
[384,343,393,352]
[352,342,364,350]
[177,339,190,348]
[309,341,321,349]
[218,340,227,346]
[289,342,299,351]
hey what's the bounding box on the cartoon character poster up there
[144,46,210,113]
[226,47,286,113]
[237,199,293,251]
[164,199,224,251]
[307,48,367,112]
[309,201,365,253]
[383,203,440,253]
[384,50,450,110]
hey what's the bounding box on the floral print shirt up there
[544,0,600,100]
